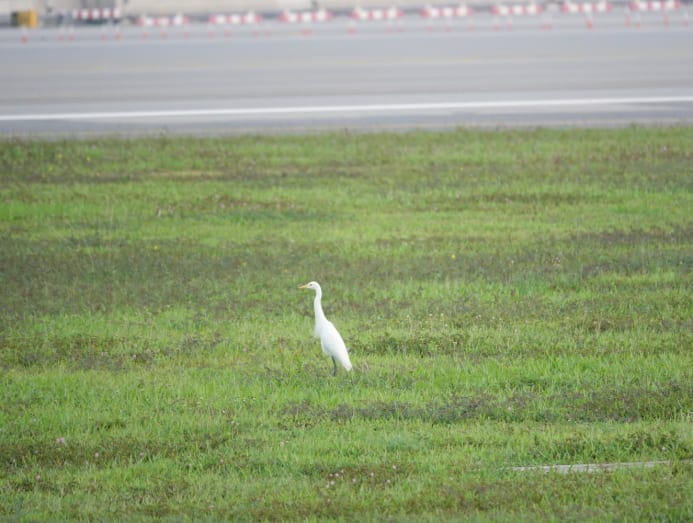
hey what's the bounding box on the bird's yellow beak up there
[298,283,309,289]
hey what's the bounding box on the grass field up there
[1,127,691,521]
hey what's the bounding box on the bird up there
[298,281,353,376]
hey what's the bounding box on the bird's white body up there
[299,281,353,374]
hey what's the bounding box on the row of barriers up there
[21,1,685,27]
[149,2,688,31]
[15,2,690,42]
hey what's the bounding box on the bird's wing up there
[320,320,352,371]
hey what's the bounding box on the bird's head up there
[298,281,321,292]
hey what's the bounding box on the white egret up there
[298,281,353,376]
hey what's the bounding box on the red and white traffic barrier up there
[629,0,682,26]
[562,1,612,28]
[420,5,473,19]
[351,6,403,21]
[492,3,543,30]
[208,11,262,25]
[492,4,543,16]
[137,14,189,27]
[421,4,474,31]
[207,11,262,37]
[348,6,404,33]
[279,8,333,35]
[561,1,612,13]
[629,0,680,11]
[137,14,189,39]
[279,8,333,24]
[72,7,122,22]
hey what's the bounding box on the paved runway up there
[1,10,692,137]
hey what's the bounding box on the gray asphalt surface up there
[1,11,692,137]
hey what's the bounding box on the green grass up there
[1,127,691,521]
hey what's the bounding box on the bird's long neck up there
[313,289,327,326]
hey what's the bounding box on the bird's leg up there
[332,357,337,376]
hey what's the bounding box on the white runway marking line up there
[2,96,693,122]
[508,460,691,474]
